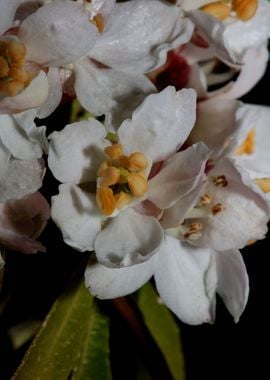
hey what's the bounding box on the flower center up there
[234,129,255,155]
[96,144,149,216]
[0,38,33,97]
[201,0,258,22]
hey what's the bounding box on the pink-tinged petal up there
[0,71,48,114]
[0,114,43,160]
[90,0,194,73]
[0,158,45,203]
[95,208,164,268]
[19,0,98,66]
[48,119,108,184]
[215,249,249,322]
[0,0,20,34]
[209,46,269,100]
[148,143,209,209]
[154,235,214,325]
[196,159,269,251]
[85,256,155,299]
[37,67,62,119]
[52,184,101,252]
[74,60,156,126]
[0,191,50,254]
[118,87,197,162]
[187,10,240,66]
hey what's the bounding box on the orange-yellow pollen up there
[232,0,258,21]
[234,129,255,155]
[96,187,116,216]
[127,152,148,171]
[127,172,148,197]
[92,14,104,33]
[100,167,120,187]
[255,178,270,193]
[201,0,258,21]
[104,144,123,160]
[201,2,231,20]
[115,192,132,210]
[0,38,32,97]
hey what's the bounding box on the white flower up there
[49,87,210,270]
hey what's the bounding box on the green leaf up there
[12,278,94,380]
[72,304,111,380]
[138,283,186,380]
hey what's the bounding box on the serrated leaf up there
[72,305,111,380]
[138,282,186,380]
[12,278,94,380]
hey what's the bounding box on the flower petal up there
[215,249,249,322]
[0,0,19,34]
[52,184,101,252]
[85,256,155,299]
[154,235,214,325]
[74,59,156,126]
[19,0,98,66]
[37,67,62,119]
[95,208,164,268]
[90,0,193,73]
[148,143,209,209]
[118,87,196,162]
[48,119,108,184]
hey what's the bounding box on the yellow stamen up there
[247,239,256,246]
[127,152,148,171]
[232,0,258,21]
[100,166,120,187]
[234,129,255,155]
[104,144,123,160]
[92,14,104,33]
[0,57,9,78]
[5,80,25,97]
[96,187,116,216]
[97,160,110,177]
[118,167,130,184]
[114,191,131,210]
[200,193,212,206]
[213,175,228,187]
[255,178,270,193]
[201,2,231,20]
[127,172,148,197]
[211,203,225,215]
[7,39,26,63]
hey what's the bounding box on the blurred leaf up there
[70,99,93,122]
[138,283,185,380]
[12,278,94,380]
[72,305,111,380]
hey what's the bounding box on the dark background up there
[1,58,270,380]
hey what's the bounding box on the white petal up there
[0,158,44,203]
[37,67,62,119]
[215,249,249,322]
[95,208,164,268]
[74,60,156,126]
[90,0,115,22]
[180,0,217,11]
[52,184,101,252]
[85,256,155,299]
[0,71,48,114]
[154,235,214,325]
[148,143,209,209]
[0,0,19,34]
[90,0,193,73]
[118,87,197,162]
[19,0,98,66]
[0,141,10,181]
[188,10,240,66]
[48,119,108,184]
[0,114,43,160]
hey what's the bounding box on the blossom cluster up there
[1,0,270,325]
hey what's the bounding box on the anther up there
[99,166,120,187]
[92,14,104,33]
[213,175,228,187]
[234,129,255,155]
[200,193,212,206]
[127,152,148,171]
[201,2,231,20]
[127,172,148,197]
[96,187,116,216]
[114,191,131,210]
[232,0,258,21]
[104,144,123,160]
[255,178,270,193]
[211,203,225,215]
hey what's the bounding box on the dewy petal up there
[19,0,98,66]
[95,208,164,268]
[196,159,269,251]
[154,235,214,325]
[148,143,209,209]
[0,0,20,35]
[0,71,48,114]
[187,10,240,66]
[118,87,197,162]
[74,59,156,126]
[90,0,194,73]
[85,255,155,299]
[37,67,62,119]
[48,119,108,184]
[215,249,249,323]
[0,158,44,203]
[0,114,43,160]
[52,184,101,252]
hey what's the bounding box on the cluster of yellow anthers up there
[201,0,258,21]
[0,39,32,97]
[96,144,149,216]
